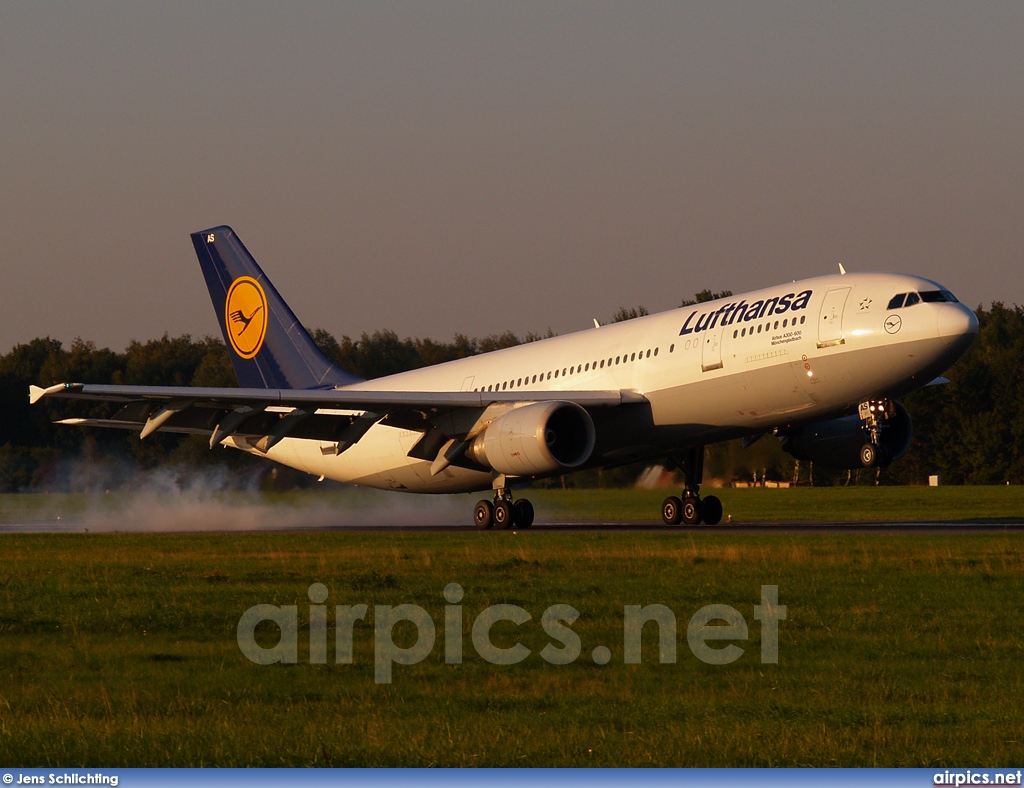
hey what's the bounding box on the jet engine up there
[466,401,596,477]
[780,401,913,469]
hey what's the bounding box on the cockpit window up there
[887,293,906,310]
[904,292,920,307]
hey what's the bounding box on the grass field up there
[2,515,1024,766]
[1,484,1023,526]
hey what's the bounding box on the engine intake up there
[466,401,596,477]
[781,401,913,470]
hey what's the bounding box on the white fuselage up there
[231,272,977,493]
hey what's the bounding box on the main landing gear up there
[474,487,534,530]
[661,446,723,526]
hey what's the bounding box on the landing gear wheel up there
[860,443,879,468]
[682,497,703,525]
[493,500,514,529]
[702,495,723,525]
[661,496,683,525]
[474,500,494,529]
[513,499,534,529]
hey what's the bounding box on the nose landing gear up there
[473,486,534,530]
[661,446,723,526]
[858,398,895,468]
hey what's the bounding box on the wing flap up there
[57,408,375,444]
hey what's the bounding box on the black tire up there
[702,495,723,525]
[682,497,703,525]
[661,496,683,525]
[860,443,878,468]
[513,499,535,529]
[493,500,513,529]
[474,500,494,529]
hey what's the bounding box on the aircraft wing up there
[30,382,646,453]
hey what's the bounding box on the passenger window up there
[905,292,920,307]
[887,294,906,310]
[757,325,762,333]
[733,330,738,338]
[630,353,636,361]
[547,371,552,380]
[669,344,674,352]
[654,348,659,356]
[774,321,779,330]
[800,316,806,324]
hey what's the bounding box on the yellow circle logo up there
[225,276,268,359]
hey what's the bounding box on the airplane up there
[31,226,978,528]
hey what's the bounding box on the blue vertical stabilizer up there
[191,226,363,390]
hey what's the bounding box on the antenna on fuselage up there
[838,263,847,275]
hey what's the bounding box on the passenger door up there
[817,288,851,348]
[701,324,725,372]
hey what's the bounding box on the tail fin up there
[191,226,363,389]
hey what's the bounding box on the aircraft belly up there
[262,426,493,494]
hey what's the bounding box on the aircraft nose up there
[937,303,979,343]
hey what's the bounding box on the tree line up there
[1,298,1021,492]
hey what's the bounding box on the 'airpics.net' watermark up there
[237,584,785,683]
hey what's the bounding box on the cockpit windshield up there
[887,289,959,310]
[920,289,958,303]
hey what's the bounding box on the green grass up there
[2,529,1024,766]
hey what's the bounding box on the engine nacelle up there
[466,401,596,477]
[781,401,913,469]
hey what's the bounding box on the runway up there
[2,518,1023,534]
[312,519,1024,534]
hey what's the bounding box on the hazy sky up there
[2,2,1022,353]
